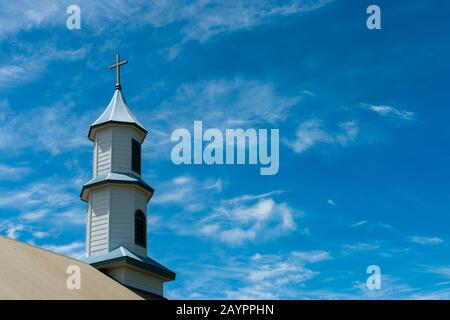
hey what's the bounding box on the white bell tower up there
[80,54,175,300]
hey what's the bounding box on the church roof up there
[80,172,154,202]
[80,246,176,281]
[88,89,147,141]
[0,236,142,300]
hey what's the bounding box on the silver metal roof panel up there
[80,172,154,201]
[88,89,147,141]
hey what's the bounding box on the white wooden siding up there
[103,266,163,296]
[109,186,148,256]
[111,126,143,177]
[105,267,125,283]
[93,139,97,178]
[96,128,112,176]
[86,194,91,254]
[112,127,132,174]
[109,186,133,251]
[89,188,109,256]
[122,267,163,296]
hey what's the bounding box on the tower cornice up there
[80,172,154,202]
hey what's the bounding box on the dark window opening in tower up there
[135,209,146,247]
[131,139,141,174]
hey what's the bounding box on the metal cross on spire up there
[108,53,128,90]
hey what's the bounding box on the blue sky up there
[0,0,450,299]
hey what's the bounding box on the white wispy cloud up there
[0,0,60,38]
[0,163,32,180]
[4,223,26,239]
[408,236,444,245]
[158,0,334,58]
[144,78,301,159]
[0,45,87,88]
[21,209,49,221]
[167,250,324,299]
[167,245,442,299]
[152,176,298,246]
[411,288,450,300]
[364,103,414,121]
[152,175,223,212]
[199,194,297,246]
[57,208,86,226]
[42,241,85,258]
[171,249,428,299]
[342,242,379,255]
[32,231,49,239]
[349,220,368,228]
[0,180,73,209]
[352,274,417,299]
[154,78,299,125]
[172,0,332,43]
[222,191,284,205]
[0,99,93,155]
[0,178,85,245]
[286,119,359,154]
[423,265,450,278]
[0,1,149,39]
[378,223,394,230]
[291,250,332,263]
[0,0,333,54]
[245,261,316,288]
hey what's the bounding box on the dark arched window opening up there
[135,209,147,247]
[131,139,141,174]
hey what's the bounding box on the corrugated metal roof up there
[80,246,176,280]
[89,89,147,140]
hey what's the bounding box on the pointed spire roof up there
[88,89,147,141]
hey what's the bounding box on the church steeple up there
[80,54,175,299]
